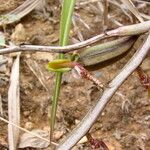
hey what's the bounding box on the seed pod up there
[79,36,137,66]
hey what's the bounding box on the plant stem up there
[50,0,76,145]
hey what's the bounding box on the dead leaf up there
[18,129,49,148]
[11,24,27,45]
[8,53,21,150]
[0,0,43,26]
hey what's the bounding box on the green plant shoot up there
[50,0,76,143]
[47,59,72,72]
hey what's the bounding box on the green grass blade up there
[50,0,76,143]
[59,0,76,46]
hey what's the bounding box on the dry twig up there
[0,116,58,146]
[0,21,150,54]
[103,0,109,30]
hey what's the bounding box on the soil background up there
[0,0,150,150]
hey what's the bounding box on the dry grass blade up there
[121,0,144,22]
[10,0,39,14]
[140,13,150,20]
[98,1,123,26]
[72,17,84,41]
[103,0,109,30]
[76,0,99,7]
[12,0,41,18]
[133,0,150,5]
[73,14,90,30]
[0,0,42,26]
[0,116,58,146]
[26,59,49,91]
[0,95,3,116]
[8,53,21,150]
[108,0,133,22]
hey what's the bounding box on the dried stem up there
[0,116,58,146]
[103,0,109,30]
[0,21,150,55]
[57,32,150,150]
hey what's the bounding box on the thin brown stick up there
[0,116,58,146]
[0,21,150,55]
[76,0,99,7]
[57,32,150,150]
[103,0,108,30]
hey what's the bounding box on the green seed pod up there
[79,36,137,66]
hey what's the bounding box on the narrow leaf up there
[50,0,76,143]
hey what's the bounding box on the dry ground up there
[0,0,150,149]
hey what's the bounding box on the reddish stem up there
[86,133,109,150]
[136,67,150,89]
[136,67,150,97]
[74,63,104,89]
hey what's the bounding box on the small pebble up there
[11,23,27,45]
[54,130,64,140]
[24,122,34,130]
